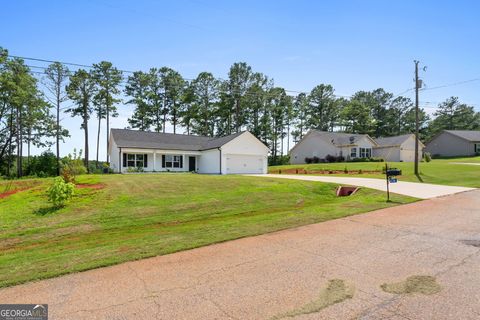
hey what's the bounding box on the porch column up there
[183,154,186,170]
[153,152,156,171]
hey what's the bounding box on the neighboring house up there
[425,130,480,157]
[373,134,424,162]
[108,129,269,174]
[289,130,378,164]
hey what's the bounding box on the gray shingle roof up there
[313,130,374,146]
[445,130,480,142]
[374,134,413,147]
[111,129,244,151]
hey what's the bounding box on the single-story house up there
[289,130,378,164]
[108,129,269,174]
[373,134,424,162]
[425,130,480,157]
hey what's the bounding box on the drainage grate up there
[460,240,480,247]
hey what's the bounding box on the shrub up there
[47,177,75,207]
[344,166,348,174]
[60,149,87,183]
[424,152,432,163]
[126,166,144,173]
[305,157,313,164]
[325,154,336,163]
[337,155,345,162]
[351,157,379,162]
[312,156,320,163]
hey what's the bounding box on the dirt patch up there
[1,180,42,199]
[381,275,441,295]
[271,279,354,319]
[0,187,30,199]
[76,183,105,190]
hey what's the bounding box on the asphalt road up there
[1,190,480,319]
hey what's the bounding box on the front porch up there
[119,148,201,173]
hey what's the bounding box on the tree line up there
[1,46,480,177]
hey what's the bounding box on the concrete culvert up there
[336,186,359,197]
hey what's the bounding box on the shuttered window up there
[123,153,147,168]
[162,155,183,168]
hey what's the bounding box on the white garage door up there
[225,154,265,174]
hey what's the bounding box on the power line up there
[420,78,480,91]
[8,54,479,105]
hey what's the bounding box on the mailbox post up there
[385,164,402,202]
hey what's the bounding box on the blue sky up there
[1,0,479,159]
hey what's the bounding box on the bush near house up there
[304,155,377,164]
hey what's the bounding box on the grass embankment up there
[0,174,415,287]
[269,156,480,188]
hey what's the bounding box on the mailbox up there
[386,169,402,176]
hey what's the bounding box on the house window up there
[350,148,357,158]
[123,153,147,167]
[359,148,371,158]
[163,155,183,168]
[475,143,480,153]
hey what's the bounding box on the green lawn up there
[269,156,480,188]
[0,174,415,288]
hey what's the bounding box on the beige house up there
[425,130,480,157]
[289,130,377,164]
[290,131,426,163]
[373,134,424,162]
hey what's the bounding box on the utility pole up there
[414,60,420,176]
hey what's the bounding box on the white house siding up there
[197,149,221,174]
[110,138,120,172]
[118,148,155,173]
[425,132,477,157]
[152,151,201,173]
[109,131,268,174]
[221,132,269,174]
[113,147,201,173]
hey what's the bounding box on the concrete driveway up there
[249,174,475,199]
[450,162,480,166]
[1,190,480,319]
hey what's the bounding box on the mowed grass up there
[0,174,415,288]
[269,156,480,188]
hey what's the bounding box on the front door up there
[188,156,196,172]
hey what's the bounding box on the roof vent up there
[349,136,355,143]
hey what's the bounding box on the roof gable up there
[445,130,480,142]
[289,130,377,153]
[110,129,247,151]
[310,130,377,146]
